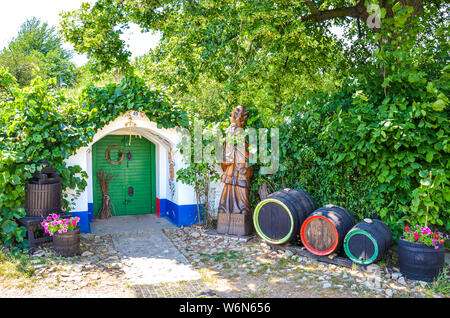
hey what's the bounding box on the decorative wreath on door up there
[105,145,124,165]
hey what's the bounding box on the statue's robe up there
[218,129,252,215]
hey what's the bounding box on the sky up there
[0,0,161,66]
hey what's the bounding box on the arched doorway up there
[92,134,156,216]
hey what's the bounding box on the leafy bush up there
[0,75,89,248]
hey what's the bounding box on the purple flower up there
[434,245,439,250]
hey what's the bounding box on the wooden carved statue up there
[217,105,253,236]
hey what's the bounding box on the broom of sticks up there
[96,169,117,219]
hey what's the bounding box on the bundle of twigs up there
[96,169,117,219]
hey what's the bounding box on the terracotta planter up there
[398,237,445,282]
[53,227,80,257]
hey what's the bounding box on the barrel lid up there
[363,218,373,224]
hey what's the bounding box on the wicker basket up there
[53,228,80,257]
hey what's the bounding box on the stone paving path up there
[91,215,202,287]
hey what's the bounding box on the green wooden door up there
[93,135,156,217]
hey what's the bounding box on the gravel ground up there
[0,234,134,297]
[163,226,449,298]
[0,225,448,298]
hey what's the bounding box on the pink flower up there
[52,213,57,219]
[44,229,49,233]
[58,229,62,234]
[46,216,52,221]
[62,228,67,233]
[49,233,54,236]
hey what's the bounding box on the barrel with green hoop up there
[253,188,317,245]
[344,218,392,265]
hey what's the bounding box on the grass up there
[0,250,35,279]
[427,267,449,297]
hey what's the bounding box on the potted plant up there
[398,225,447,282]
[41,213,81,257]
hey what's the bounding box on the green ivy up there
[79,75,189,129]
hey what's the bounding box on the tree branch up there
[300,1,367,22]
[303,0,319,15]
[299,0,424,23]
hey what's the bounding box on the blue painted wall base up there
[159,198,203,227]
[87,198,200,229]
[88,203,94,222]
[69,211,91,233]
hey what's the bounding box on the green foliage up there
[59,1,132,73]
[428,267,450,296]
[176,162,220,224]
[176,122,221,225]
[61,0,347,121]
[410,170,449,227]
[79,75,189,129]
[0,76,89,248]
[0,18,79,87]
[0,69,186,248]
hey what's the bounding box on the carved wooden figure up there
[217,105,253,236]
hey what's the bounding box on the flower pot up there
[398,237,445,282]
[53,227,80,257]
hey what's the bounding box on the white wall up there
[65,147,89,213]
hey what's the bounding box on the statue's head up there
[229,105,248,128]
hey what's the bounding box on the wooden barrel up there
[53,228,80,257]
[300,204,355,255]
[343,218,392,264]
[253,188,317,245]
[25,182,62,217]
[398,237,445,282]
